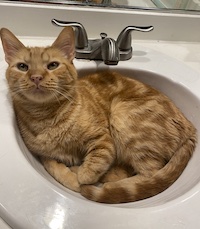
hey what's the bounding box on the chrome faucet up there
[52,19,153,65]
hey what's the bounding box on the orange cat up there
[0,27,197,203]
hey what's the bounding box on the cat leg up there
[41,158,80,192]
[77,139,116,185]
[71,165,133,183]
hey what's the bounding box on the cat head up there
[0,27,77,104]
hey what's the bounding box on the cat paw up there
[60,170,81,192]
[77,166,99,185]
[42,158,81,192]
[68,175,81,192]
[70,166,79,174]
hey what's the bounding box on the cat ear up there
[0,28,26,64]
[52,27,75,62]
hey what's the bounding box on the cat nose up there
[30,75,43,85]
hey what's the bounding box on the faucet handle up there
[52,19,88,49]
[117,26,154,51]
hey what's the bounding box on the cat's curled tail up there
[81,134,197,204]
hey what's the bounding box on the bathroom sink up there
[17,61,200,207]
[1,41,200,228]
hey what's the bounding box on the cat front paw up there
[68,174,81,193]
[77,166,100,185]
[42,158,81,192]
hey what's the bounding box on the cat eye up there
[17,63,29,72]
[47,61,60,70]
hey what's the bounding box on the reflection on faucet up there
[101,37,120,65]
[52,19,153,65]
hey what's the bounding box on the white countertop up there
[135,40,200,73]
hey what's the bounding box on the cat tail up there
[80,135,197,204]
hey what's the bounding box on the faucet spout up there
[101,38,120,65]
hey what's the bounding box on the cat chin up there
[26,96,54,104]
[25,90,55,103]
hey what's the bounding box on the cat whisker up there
[10,87,25,97]
[58,87,79,104]
[49,90,62,105]
[61,83,86,90]
[45,83,79,104]
[48,88,74,103]
[10,85,32,96]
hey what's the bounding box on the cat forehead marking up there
[24,47,50,63]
